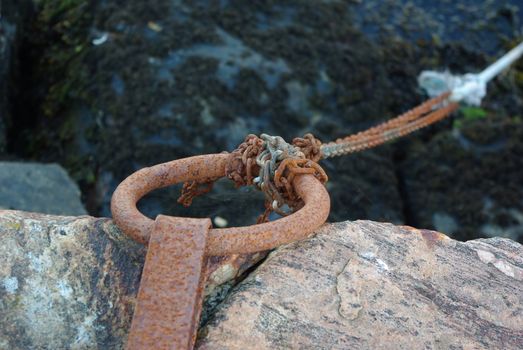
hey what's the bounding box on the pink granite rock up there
[198,221,523,349]
[1,211,521,349]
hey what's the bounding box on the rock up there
[2,212,521,348]
[198,221,523,349]
[0,0,32,153]
[349,0,522,54]
[0,211,141,349]
[17,0,415,227]
[0,210,262,349]
[401,112,523,243]
[0,162,87,215]
[16,0,523,242]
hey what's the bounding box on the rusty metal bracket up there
[126,216,210,349]
[111,153,330,349]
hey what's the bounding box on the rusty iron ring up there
[111,153,330,256]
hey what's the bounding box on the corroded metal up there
[111,91,462,349]
[111,153,331,255]
[320,92,459,158]
[112,154,229,246]
[126,216,211,350]
[111,153,330,349]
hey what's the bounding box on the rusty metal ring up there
[111,153,330,256]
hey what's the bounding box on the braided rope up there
[320,92,457,158]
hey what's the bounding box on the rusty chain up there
[179,92,458,221]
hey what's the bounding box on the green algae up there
[19,0,96,186]
[461,106,487,120]
[35,0,92,118]
[453,107,488,129]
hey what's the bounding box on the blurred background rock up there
[1,0,522,242]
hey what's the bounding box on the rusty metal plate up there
[126,215,211,350]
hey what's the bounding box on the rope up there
[419,40,523,106]
[320,92,457,158]
[177,41,523,222]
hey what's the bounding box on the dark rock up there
[350,0,521,55]
[13,0,523,241]
[14,1,412,228]
[198,220,523,349]
[401,112,523,242]
[0,0,32,154]
[0,162,87,215]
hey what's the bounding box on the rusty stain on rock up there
[419,229,448,250]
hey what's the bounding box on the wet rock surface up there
[401,112,523,242]
[0,0,31,154]
[198,220,523,349]
[0,210,262,349]
[7,0,523,242]
[0,162,87,215]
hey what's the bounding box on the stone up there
[198,220,523,349]
[17,0,523,243]
[0,0,32,153]
[401,112,523,243]
[0,211,141,349]
[0,210,262,349]
[0,162,87,215]
[16,0,410,228]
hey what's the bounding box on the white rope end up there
[418,40,523,107]
[418,70,486,106]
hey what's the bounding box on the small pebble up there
[214,216,228,228]
[147,21,163,32]
[92,33,108,46]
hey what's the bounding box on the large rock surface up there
[1,210,521,349]
[16,0,523,242]
[198,221,523,349]
[0,162,87,215]
[0,211,143,349]
[0,210,262,349]
[401,113,523,242]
